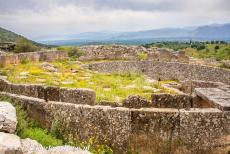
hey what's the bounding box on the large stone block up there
[122,95,151,108]
[130,108,180,153]
[151,93,192,109]
[0,78,9,92]
[45,86,60,102]
[60,88,96,105]
[179,108,228,153]
[0,101,17,133]
[46,103,131,153]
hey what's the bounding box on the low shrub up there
[14,39,39,53]
[137,52,148,60]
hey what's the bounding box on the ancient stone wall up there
[79,45,189,63]
[0,92,229,154]
[88,61,230,84]
[0,78,95,105]
[0,50,67,66]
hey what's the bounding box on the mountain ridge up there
[38,23,230,45]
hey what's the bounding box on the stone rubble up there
[79,45,189,63]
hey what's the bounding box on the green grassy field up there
[1,60,174,102]
[185,44,230,60]
[144,41,230,60]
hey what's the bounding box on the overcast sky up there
[0,0,229,40]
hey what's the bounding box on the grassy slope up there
[0,27,52,48]
[185,44,230,60]
[1,60,174,102]
[0,27,26,43]
[145,42,230,60]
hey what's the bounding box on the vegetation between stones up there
[0,96,113,154]
[1,60,175,102]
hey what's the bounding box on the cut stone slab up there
[0,101,17,133]
[0,132,22,154]
[195,88,230,111]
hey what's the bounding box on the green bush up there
[138,52,148,60]
[57,46,84,59]
[14,39,39,53]
[21,128,63,147]
[15,105,63,147]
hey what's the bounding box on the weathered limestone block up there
[122,95,151,108]
[21,138,46,154]
[10,84,26,95]
[22,85,39,98]
[0,78,9,92]
[179,108,229,153]
[0,101,17,133]
[37,85,46,100]
[151,93,192,109]
[181,80,223,94]
[60,88,96,105]
[0,132,22,154]
[46,102,131,153]
[195,88,230,111]
[45,86,60,102]
[130,108,180,154]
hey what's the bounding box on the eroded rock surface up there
[0,132,22,154]
[0,101,17,133]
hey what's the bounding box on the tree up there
[214,45,219,51]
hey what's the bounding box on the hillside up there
[0,27,27,43]
[0,27,52,52]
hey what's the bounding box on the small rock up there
[71,69,79,73]
[19,71,29,76]
[0,132,22,154]
[41,62,58,72]
[21,138,46,154]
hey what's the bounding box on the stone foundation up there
[0,92,229,154]
[0,50,67,67]
[79,45,189,63]
[88,61,230,84]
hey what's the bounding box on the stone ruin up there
[79,45,189,63]
[0,48,229,154]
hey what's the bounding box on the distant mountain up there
[39,23,230,45]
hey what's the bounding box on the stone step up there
[0,101,17,133]
[195,88,230,111]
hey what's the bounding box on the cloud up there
[0,0,229,40]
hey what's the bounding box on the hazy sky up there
[0,0,229,40]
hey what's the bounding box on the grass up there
[137,52,148,60]
[144,41,230,61]
[1,60,174,102]
[185,44,230,60]
[15,105,63,147]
